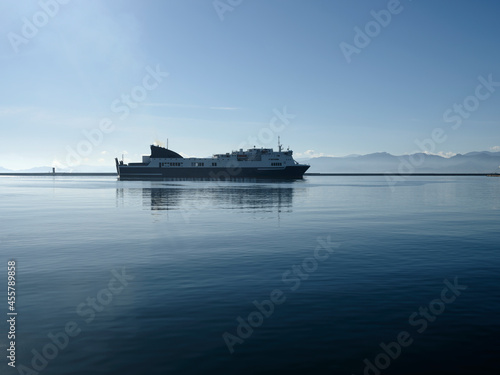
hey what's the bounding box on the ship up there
[115,140,309,180]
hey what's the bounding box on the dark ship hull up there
[117,164,309,180]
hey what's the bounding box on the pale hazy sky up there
[1,0,500,169]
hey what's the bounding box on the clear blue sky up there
[1,0,500,169]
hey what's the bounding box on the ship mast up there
[278,136,282,152]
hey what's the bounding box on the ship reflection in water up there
[115,180,305,217]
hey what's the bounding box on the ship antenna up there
[167,138,169,149]
[278,136,282,152]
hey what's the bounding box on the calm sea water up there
[1,176,499,374]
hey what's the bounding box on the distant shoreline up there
[1,172,498,177]
[0,173,117,176]
[305,173,496,176]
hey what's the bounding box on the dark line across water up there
[0,172,498,177]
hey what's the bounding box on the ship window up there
[212,162,217,166]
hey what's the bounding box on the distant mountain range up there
[299,151,500,173]
[2,151,500,174]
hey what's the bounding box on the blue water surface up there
[0,176,499,374]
